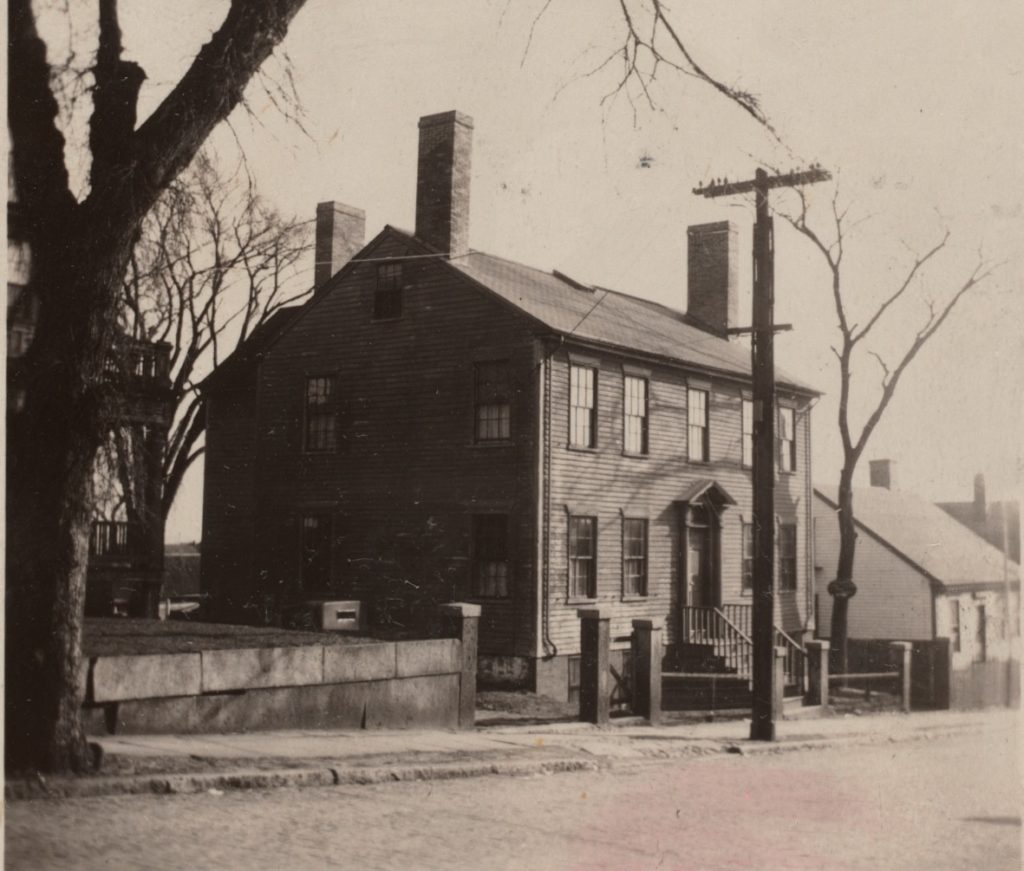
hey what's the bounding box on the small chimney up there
[973,473,986,521]
[314,201,365,289]
[415,110,473,258]
[687,221,738,336]
[869,459,896,490]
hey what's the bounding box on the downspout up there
[803,397,818,635]
[536,343,557,658]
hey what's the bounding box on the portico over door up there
[675,480,736,610]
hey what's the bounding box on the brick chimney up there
[314,201,366,289]
[869,459,896,490]
[687,221,738,336]
[415,110,473,258]
[973,472,987,521]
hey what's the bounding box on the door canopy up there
[675,479,737,513]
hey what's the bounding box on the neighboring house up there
[937,474,1020,564]
[164,542,202,598]
[201,110,819,700]
[814,461,1020,708]
[7,178,173,616]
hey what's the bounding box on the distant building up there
[936,473,1020,564]
[201,111,819,701]
[164,542,202,598]
[814,460,1019,708]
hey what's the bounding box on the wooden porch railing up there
[90,520,143,560]
[680,604,807,689]
[680,606,753,679]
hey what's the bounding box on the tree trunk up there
[6,218,135,774]
[827,465,859,675]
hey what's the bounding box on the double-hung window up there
[300,513,332,591]
[778,523,797,591]
[742,399,754,468]
[687,388,709,462]
[622,518,648,596]
[568,516,597,599]
[474,361,511,441]
[304,376,337,451]
[623,376,648,455]
[374,262,403,319]
[570,365,597,448]
[473,515,509,598]
[779,407,796,472]
[741,522,754,592]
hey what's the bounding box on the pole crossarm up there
[693,166,831,199]
[726,324,793,336]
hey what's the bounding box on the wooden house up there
[201,111,818,700]
[814,461,1020,708]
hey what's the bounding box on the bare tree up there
[7,0,311,775]
[121,152,311,519]
[783,190,997,673]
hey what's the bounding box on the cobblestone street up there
[7,728,1019,870]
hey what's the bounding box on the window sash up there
[741,522,754,591]
[305,376,337,451]
[300,513,332,590]
[473,515,509,597]
[569,516,596,598]
[779,407,796,472]
[570,366,596,448]
[742,399,754,468]
[623,376,648,454]
[778,524,797,591]
[374,263,403,319]
[622,518,647,596]
[687,388,708,462]
[475,362,512,441]
[949,600,961,652]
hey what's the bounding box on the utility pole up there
[694,165,830,740]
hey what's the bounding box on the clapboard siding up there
[813,493,934,641]
[245,235,538,655]
[546,345,812,655]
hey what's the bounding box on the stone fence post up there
[440,602,481,729]
[805,639,830,707]
[891,641,912,713]
[632,617,663,725]
[577,607,612,725]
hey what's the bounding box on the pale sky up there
[48,1,1021,543]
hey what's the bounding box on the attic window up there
[374,263,403,319]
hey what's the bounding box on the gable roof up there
[815,485,1020,589]
[433,232,815,394]
[203,225,819,395]
[202,306,304,392]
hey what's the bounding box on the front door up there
[686,523,711,607]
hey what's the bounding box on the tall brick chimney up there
[687,221,738,336]
[415,110,473,258]
[314,201,366,289]
[973,472,987,521]
[869,458,896,490]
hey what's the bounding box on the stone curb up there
[6,718,994,802]
[6,756,600,802]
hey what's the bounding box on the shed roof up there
[815,485,1020,589]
